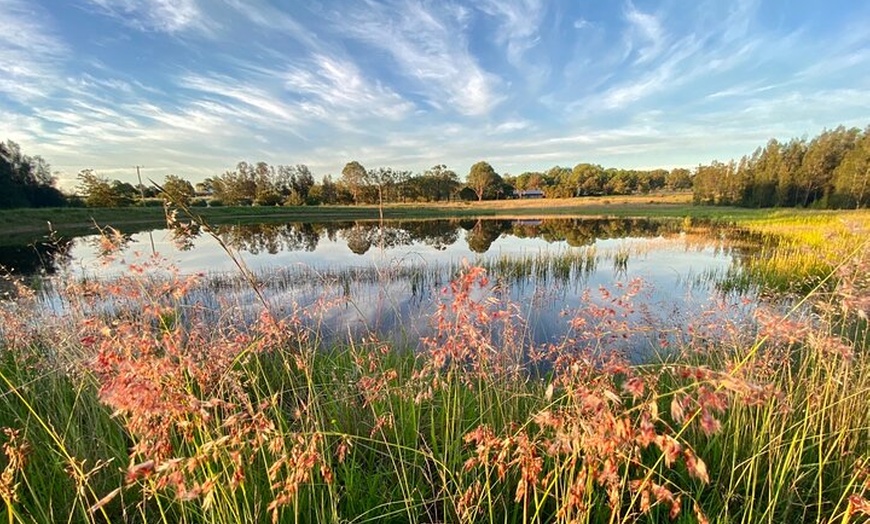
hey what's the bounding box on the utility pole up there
[135,165,157,255]
[136,165,145,205]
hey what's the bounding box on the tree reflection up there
[339,222,414,255]
[0,237,73,277]
[2,217,724,277]
[217,223,322,254]
[512,218,673,246]
[343,225,373,255]
[465,219,513,253]
[400,220,459,250]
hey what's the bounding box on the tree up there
[341,161,367,204]
[313,175,338,204]
[160,175,195,206]
[666,168,693,191]
[289,164,315,204]
[466,161,499,201]
[832,128,870,208]
[572,163,606,196]
[409,165,460,202]
[798,126,860,207]
[77,170,125,207]
[211,162,257,205]
[0,140,65,208]
[776,138,807,206]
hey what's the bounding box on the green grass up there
[2,205,870,523]
[724,210,870,294]
[1,217,869,523]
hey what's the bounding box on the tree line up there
[693,125,869,208]
[2,123,866,210]
[0,140,66,208]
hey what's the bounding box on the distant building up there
[513,189,545,199]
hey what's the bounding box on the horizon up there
[1,0,868,191]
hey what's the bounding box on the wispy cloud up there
[85,0,209,34]
[179,73,302,127]
[335,0,504,116]
[478,0,546,66]
[282,54,414,121]
[622,1,665,64]
[2,0,867,189]
[219,0,319,48]
[573,18,592,30]
[0,0,66,100]
[609,37,707,108]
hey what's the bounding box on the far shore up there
[2,192,864,244]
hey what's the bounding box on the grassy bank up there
[722,210,870,293]
[1,219,869,522]
[5,193,869,242]
[0,193,767,242]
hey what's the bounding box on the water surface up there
[13,218,759,355]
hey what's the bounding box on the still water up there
[10,218,758,354]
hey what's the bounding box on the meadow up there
[1,206,869,523]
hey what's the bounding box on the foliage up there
[76,170,136,207]
[160,175,195,206]
[0,140,66,209]
[833,131,870,208]
[341,161,368,204]
[693,125,869,208]
[198,161,318,207]
[413,165,461,202]
[466,161,503,201]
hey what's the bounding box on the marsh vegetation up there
[1,210,869,523]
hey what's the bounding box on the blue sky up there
[1,0,868,190]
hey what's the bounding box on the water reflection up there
[161,217,686,259]
[5,217,762,356]
[3,217,738,278]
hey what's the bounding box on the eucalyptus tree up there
[160,175,195,206]
[77,170,134,207]
[289,164,315,203]
[341,161,368,204]
[466,161,500,201]
[832,128,870,208]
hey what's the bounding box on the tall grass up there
[1,219,869,523]
[730,211,870,294]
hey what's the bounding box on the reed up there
[1,214,869,523]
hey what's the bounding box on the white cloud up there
[85,0,208,34]
[335,0,504,116]
[283,54,414,121]
[573,18,592,30]
[623,1,665,64]
[0,0,67,100]
[489,120,531,134]
[220,0,319,48]
[594,37,700,109]
[477,0,546,66]
[179,73,302,126]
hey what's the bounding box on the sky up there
[1,0,868,191]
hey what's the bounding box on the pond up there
[6,217,761,357]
